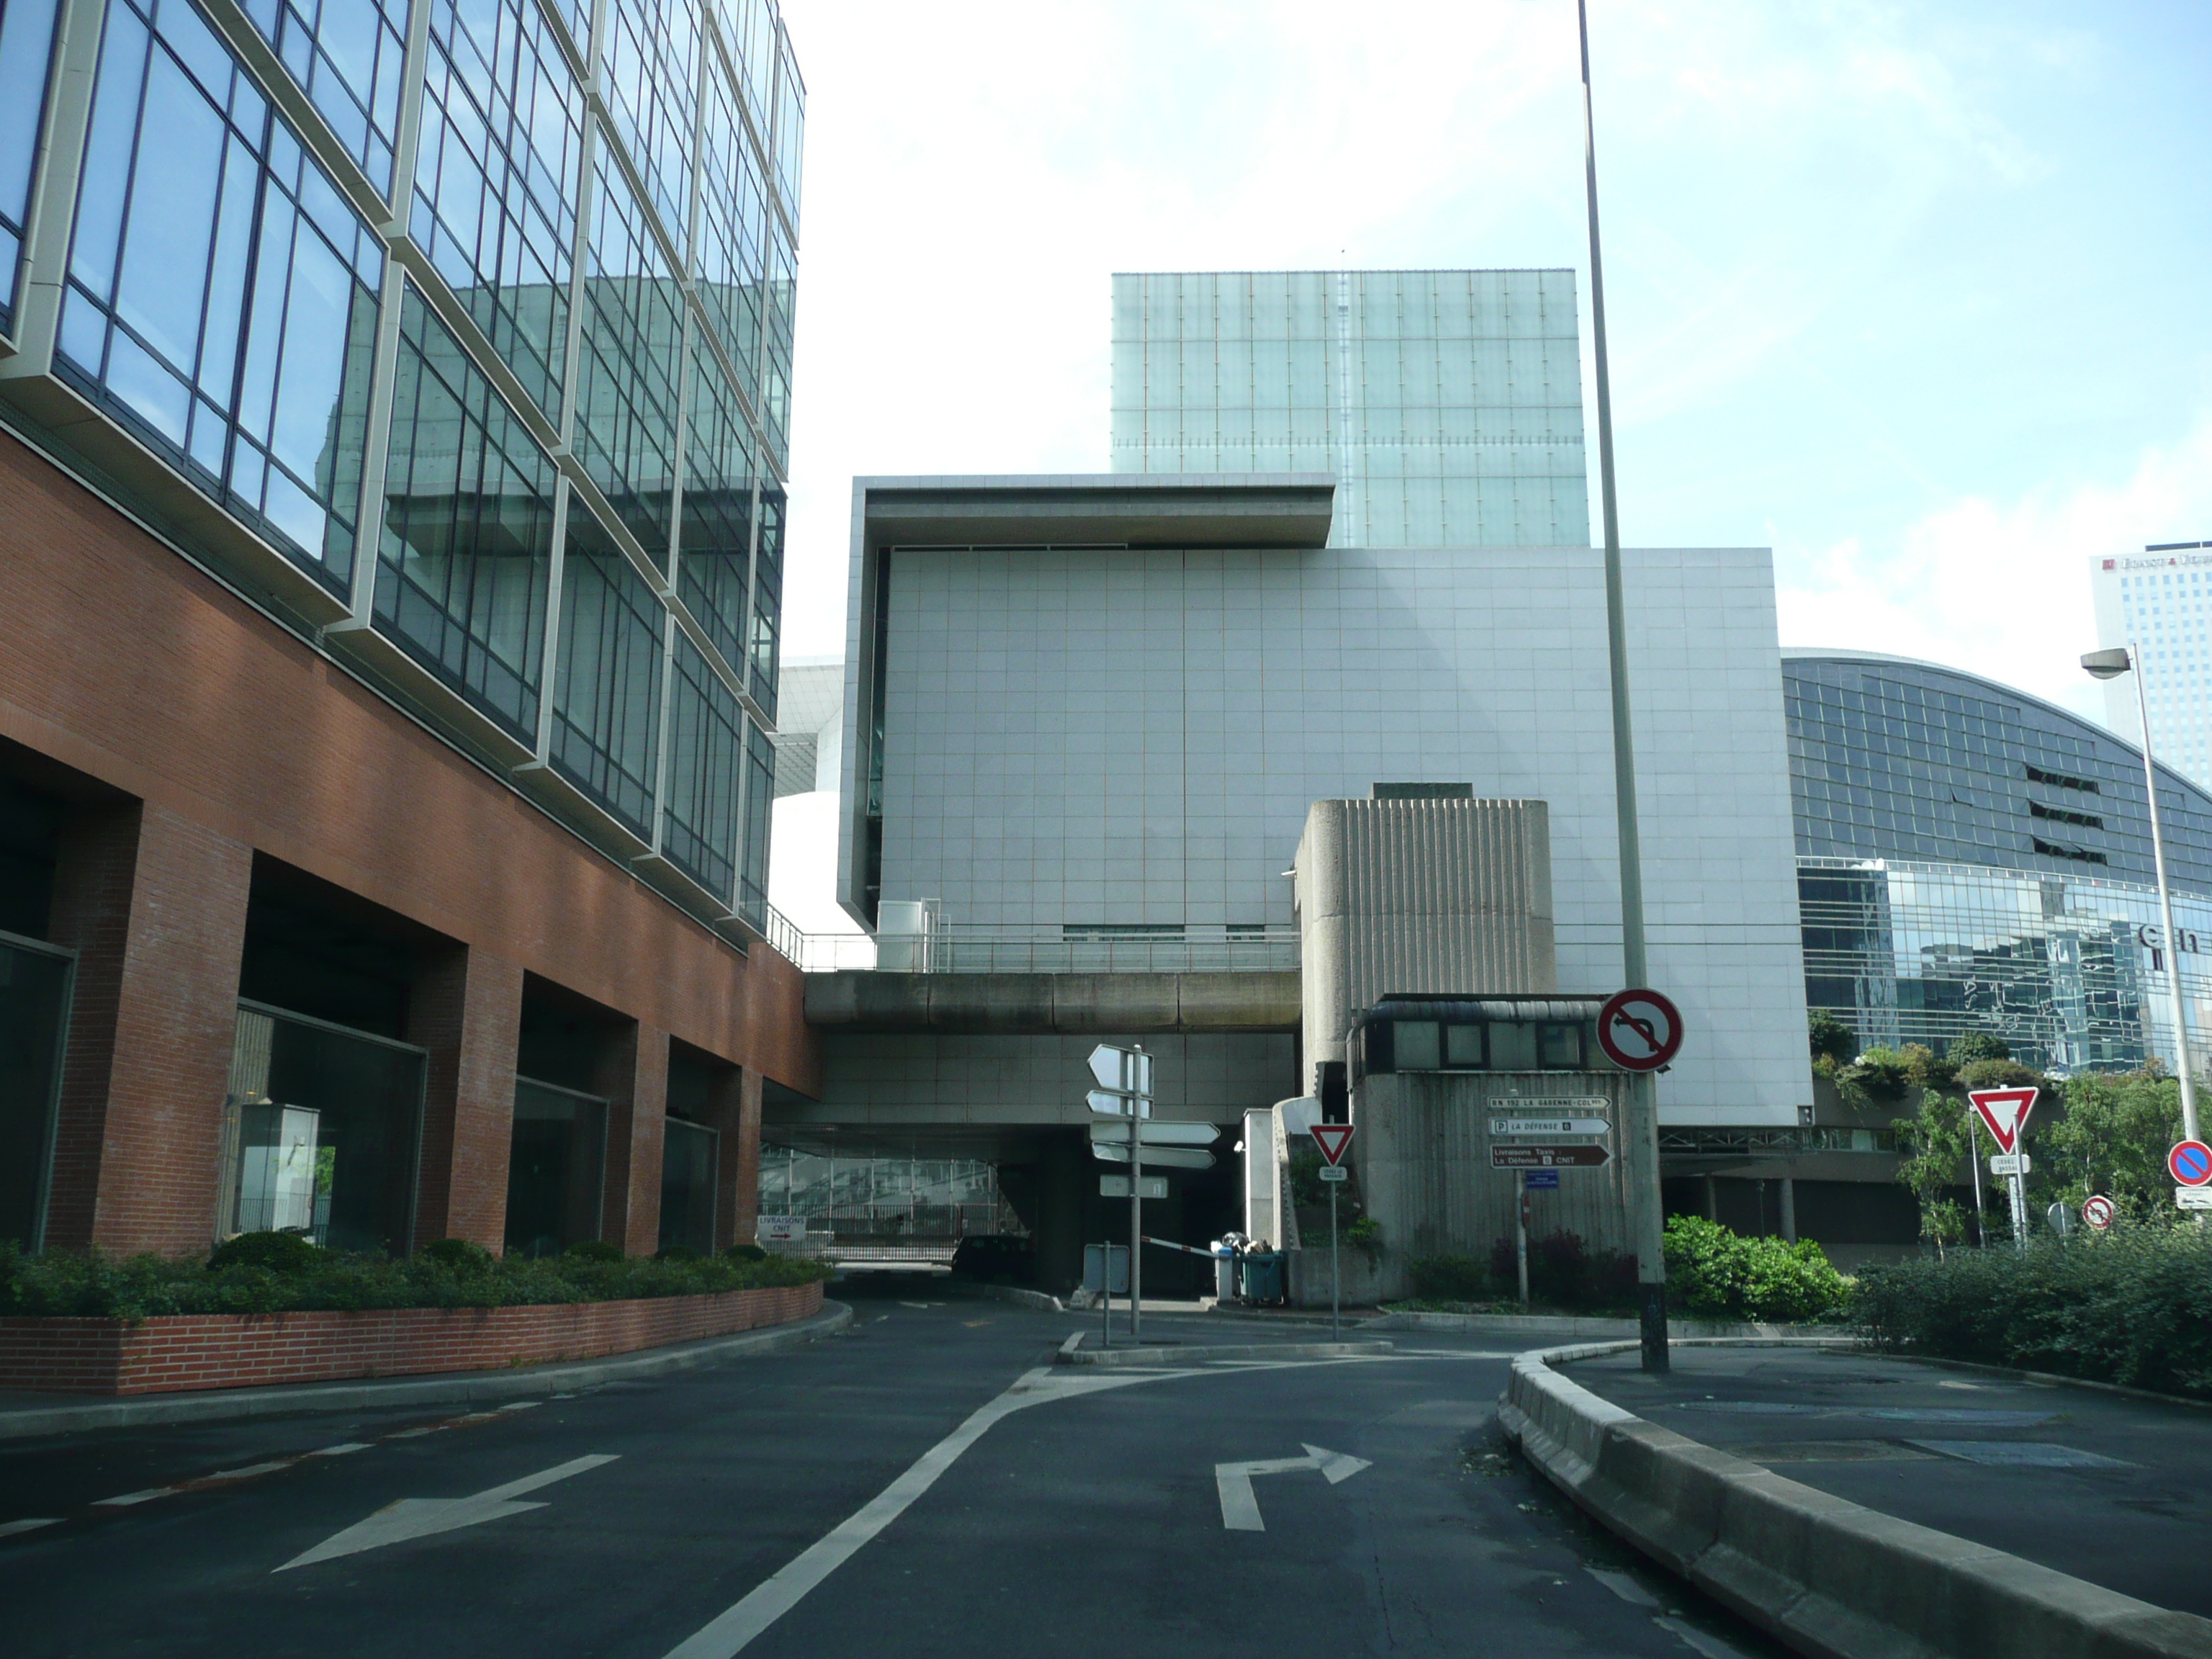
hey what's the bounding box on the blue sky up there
[772,0,2212,722]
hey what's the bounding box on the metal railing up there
[761,917,1300,975]
[1658,1127,1899,1156]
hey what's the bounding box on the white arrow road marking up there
[1215,1443,1372,1531]
[275,1454,619,1571]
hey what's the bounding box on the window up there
[738,718,772,928]
[0,0,61,331]
[505,1079,606,1256]
[751,482,783,711]
[2029,800,2103,831]
[1394,1019,1440,1071]
[662,634,744,902]
[571,156,681,557]
[678,338,753,670]
[63,0,382,593]
[2026,763,2099,794]
[694,58,765,405]
[1538,1022,1583,1067]
[241,0,408,193]
[410,0,583,422]
[597,0,693,240]
[552,508,665,838]
[0,930,69,1249]
[2031,836,2108,867]
[1488,1020,1537,1069]
[375,282,557,742]
[659,1116,716,1255]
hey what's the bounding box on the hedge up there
[1663,1215,1852,1323]
[0,1238,832,1322]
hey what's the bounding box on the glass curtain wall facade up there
[0,0,801,937]
[1110,269,1588,549]
[2090,545,2212,790]
[1786,652,2212,1074]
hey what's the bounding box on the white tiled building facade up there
[2092,544,2212,787]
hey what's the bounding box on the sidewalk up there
[1565,1343,2212,1619]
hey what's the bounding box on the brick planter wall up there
[0,1281,823,1397]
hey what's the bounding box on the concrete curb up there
[0,1303,855,1441]
[1058,1338,1392,1369]
[944,1281,1068,1313]
[1497,1339,2212,1659]
[1368,1309,1838,1340]
[1877,1350,2212,1414]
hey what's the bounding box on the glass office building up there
[0,0,796,933]
[1786,651,2212,1074]
[2090,542,2212,789]
[1110,270,1588,549]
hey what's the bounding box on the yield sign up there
[1310,1123,1354,1167]
[1967,1087,2038,1155]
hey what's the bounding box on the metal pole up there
[1578,0,1668,1374]
[1102,1238,1111,1348]
[1130,1115,1143,1345]
[2010,1170,2028,1251]
[2129,642,2201,1143]
[1516,1169,1531,1309]
[1966,1109,1987,1247]
[1329,1177,1341,1341]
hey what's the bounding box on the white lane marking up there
[1214,1444,1372,1530]
[0,1519,62,1537]
[1058,1333,1084,1357]
[275,1453,620,1571]
[498,1402,543,1412]
[1658,1615,1753,1658]
[306,1443,372,1457]
[659,1367,1162,1659]
[387,1427,442,1439]
[203,1462,293,1483]
[92,1488,178,1508]
[1588,1568,1660,1607]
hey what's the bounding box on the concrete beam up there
[802,971,1301,1034]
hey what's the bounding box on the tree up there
[1893,1090,1976,1257]
[1948,1031,2012,1065]
[1808,1010,1857,1068]
[2036,1071,2185,1220]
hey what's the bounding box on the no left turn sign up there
[2082,1194,2116,1230]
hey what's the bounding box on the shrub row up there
[1852,1228,2212,1399]
[0,1236,832,1322]
[1663,1215,1853,1323]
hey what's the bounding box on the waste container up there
[1210,1241,1237,1302]
[1238,1250,1285,1306]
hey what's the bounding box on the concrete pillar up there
[43,801,252,1255]
[1032,1130,1090,1294]
[1702,1174,1718,1222]
[1780,1176,1798,1244]
[597,1022,670,1255]
[408,944,523,1252]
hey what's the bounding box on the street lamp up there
[2082,645,2201,1142]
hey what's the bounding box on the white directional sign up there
[276,1455,619,1570]
[1088,1044,1154,1098]
[1318,1165,1348,1183]
[2180,1187,2212,1212]
[1491,1115,1611,1138]
[1089,1120,1216,1146]
[1087,1089,1154,1120]
[1215,1444,1371,1532]
[1100,1174,1167,1200]
[1093,1141,1213,1171]
[1990,1154,2031,1177]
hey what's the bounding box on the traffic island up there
[1498,1339,2212,1659]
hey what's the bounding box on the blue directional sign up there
[1525,1170,1560,1191]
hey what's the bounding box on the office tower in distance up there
[0,0,808,1266]
[2092,544,2212,786]
[1110,269,1588,548]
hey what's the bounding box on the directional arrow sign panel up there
[1491,1144,1610,1169]
[1089,1121,1217,1146]
[1491,1116,1611,1138]
[1087,1089,1153,1120]
[1088,1044,1154,1098]
[1968,1087,2038,1155]
[1092,1142,1213,1170]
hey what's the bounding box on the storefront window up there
[218,1002,426,1254]
[0,930,71,1249]
[659,1115,716,1256]
[505,1077,606,1256]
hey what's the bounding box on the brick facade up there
[0,397,815,1262]
[598,1022,671,1255]
[0,1281,823,1396]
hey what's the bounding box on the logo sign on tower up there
[1596,989,1683,1072]
[1310,1123,1355,1166]
[1967,1087,2038,1154]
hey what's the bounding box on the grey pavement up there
[1568,1344,2212,1619]
[0,1285,1784,1658]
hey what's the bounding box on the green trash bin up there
[1238,1250,1285,1305]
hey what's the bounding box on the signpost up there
[1099,1174,1166,1200]
[1596,989,1683,1072]
[1087,1044,1154,1341]
[2082,1193,2116,1230]
[1490,1113,1611,1138]
[1092,1141,1213,1171]
[1969,1087,2038,1250]
[1311,1123,1354,1339]
[2169,1139,2212,1188]
[1525,1169,1561,1192]
[1490,1144,1611,1169]
[2180,1188,2212,1213]
[755,1215,804,1246]
[1089,1120,1215,1146]
[2046,1201,2076,1238]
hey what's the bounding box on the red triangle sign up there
[1967,1087,2038,1154]
[1311,1123,1355,1166]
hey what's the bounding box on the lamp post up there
[2082,646,2200,1142]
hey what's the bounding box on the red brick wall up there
[410,945,526,1251]
[0,1281,823,1395]
[599,1022,670,1255]
[0,428,817,1094]
[43,801,252,1255]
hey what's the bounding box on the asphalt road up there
[1,1287,1784,1658]
[1573,1345,2212,1618]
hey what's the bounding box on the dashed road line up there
[1588,1567,1660,1607]
[91,1488,179,1508]
[0,1519,61,1537]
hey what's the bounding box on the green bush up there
[562,1239,625,1264]
[1488,1230,1639,1312]
[655,1244,703,1263]
[418,1238,495,1273]
[1287,1148,1324,1207]
[207,1231,324,1273]
[1663,1215,1851,1323]
[1853,1228,2212,1398]
[1807,1010,1857,1066]
[1407,1254,1491,1301]
[0,1244,833,1321]
[723,1244,768,1263]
